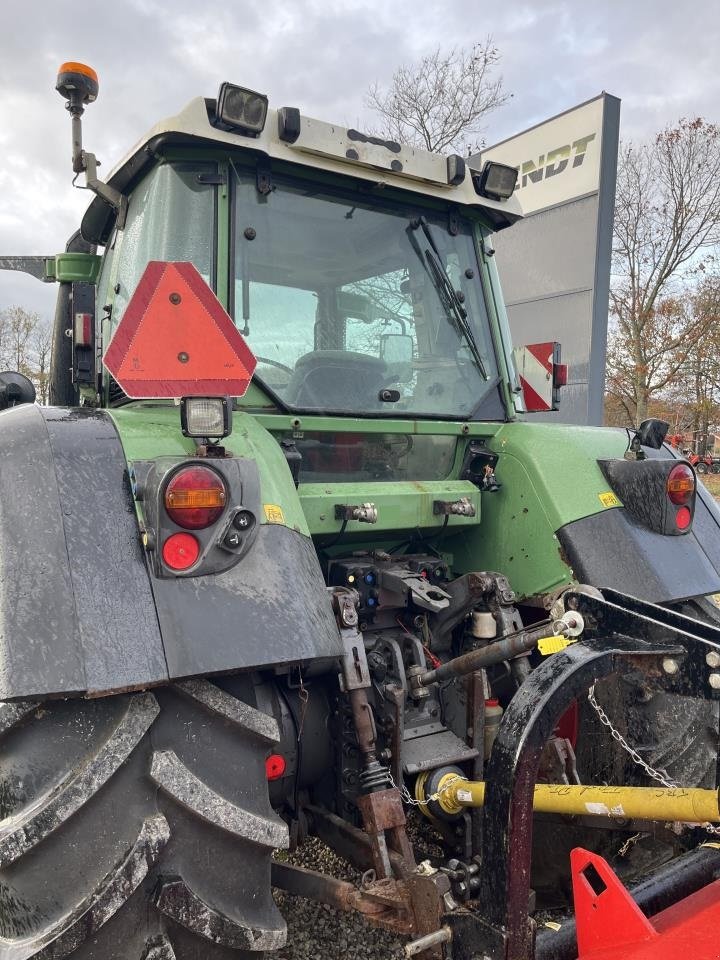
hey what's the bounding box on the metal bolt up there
[177,352,189,364]
[706,651,720,668]
[169,292,181,304]
[662,658,679,675]
[709,673,720,690]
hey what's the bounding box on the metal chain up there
[587,683,679,788]
[588,684,720,838]
[387,771,465,807]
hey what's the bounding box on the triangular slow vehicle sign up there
[103,261,257,398]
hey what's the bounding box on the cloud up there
[1,0,718,322]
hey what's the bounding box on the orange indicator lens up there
[164,466,226,529]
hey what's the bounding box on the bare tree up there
[0,306,52,403]
[0,306,39,372]
[365,41,511,154]
[31,319,53,405]
[607,118,720,425]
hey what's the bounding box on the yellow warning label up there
[598,491,622,508]
[538,635,578,656]
[263,504,286,524]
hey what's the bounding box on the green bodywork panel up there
[249,413,497,437]
[107,406,631,600]
[451,421,629,599]
[46,252,101,283]
[299,480,480,536]
[108,405,310,535]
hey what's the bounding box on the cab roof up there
[82,94,523,245]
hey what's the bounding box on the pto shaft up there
[419,774,720,823]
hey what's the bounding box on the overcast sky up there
[1,0,718,323]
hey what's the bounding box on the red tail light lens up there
[675,505,692,530]
[164,466,226,529]
[667,463,695,506]
[162,532,200,570]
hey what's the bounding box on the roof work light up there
[474,162,519,201]
[216,83,268,135]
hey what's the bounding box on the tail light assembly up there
[164,465,227,529]
[130,456,261,577]
[599,457,696,536]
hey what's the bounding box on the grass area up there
[699,474,720,499]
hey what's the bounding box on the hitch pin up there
[403,925,452,957]
[537,611,585,656]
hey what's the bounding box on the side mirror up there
[380,333,413,383]
[512,341,567,413]
[637,418,669,450]
[0,371,36,410]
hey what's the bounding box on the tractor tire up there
[0,679,288,960]
[712,463,720,475]
[696,462,709,474]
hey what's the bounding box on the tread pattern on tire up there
[0,682,287,959]
[0,693,160,868]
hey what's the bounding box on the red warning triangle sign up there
[103,261,257,398]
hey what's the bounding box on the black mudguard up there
[557,481,720,603]
[0,405,342,700]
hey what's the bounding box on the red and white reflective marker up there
[513,341,565,413]
[74,312,93,347]
[103,261,257,398]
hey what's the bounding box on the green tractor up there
[3,62,720,960]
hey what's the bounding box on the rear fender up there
[0,405,342,700]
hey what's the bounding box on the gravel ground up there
[273,837,405,960]
[273,814,448,960]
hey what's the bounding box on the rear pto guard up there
[571,847,720,959]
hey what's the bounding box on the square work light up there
[180,397,232,439]
[474,162,519,201]
[216,83,268,136]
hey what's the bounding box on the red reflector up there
[102,261,257,399]
[553,363,568,387]
[667,463,695,506]
[265,754,286,780]
[165,466,226,529]
[676,505,692,530]
[162,532,200,570]
[74,312,93,346]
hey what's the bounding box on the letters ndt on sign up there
[517,134,596,189]
[477,95,606,216]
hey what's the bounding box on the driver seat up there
[284,350,388,410]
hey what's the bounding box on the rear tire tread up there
[156,877,286,952]
[0,692,160,867]
[0,682,284,958]
[33,813,170,960]
[174,680,280,744]
[0,700,38,736]
[150,749,288,848]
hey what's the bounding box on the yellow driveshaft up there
[417,772,720,823]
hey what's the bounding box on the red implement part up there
[572,847,720,960]
[103,261,257,398]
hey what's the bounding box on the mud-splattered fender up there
[0,405,341,699]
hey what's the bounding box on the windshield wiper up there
[408,216,488,379]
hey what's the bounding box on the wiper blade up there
[410,216,487,379]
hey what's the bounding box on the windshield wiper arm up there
[409,216,488,379]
